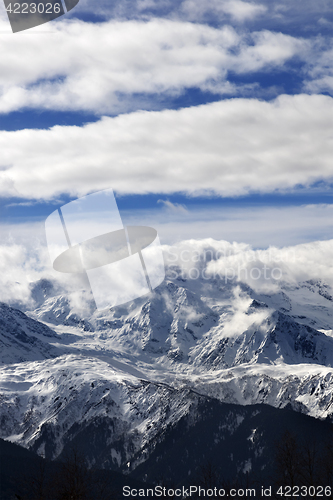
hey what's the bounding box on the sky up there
[0,0,333,305]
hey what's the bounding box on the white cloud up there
[0,94,332,199]
[0,18,306,114]
[0,226,91,308]
[157,199,189,214]
[181,0,267,23]
[223,0,267,22]
[303,40,333,95]
[165,237,333,293]
[0,240,48,306]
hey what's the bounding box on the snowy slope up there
[254,280,333,330]
[0,303,63,364]
[0,354,203,464]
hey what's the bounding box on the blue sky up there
[0,0,333,248]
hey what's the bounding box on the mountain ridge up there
[1,271,333,476]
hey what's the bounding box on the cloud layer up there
[165,238,333,294]
[60,0,333,34]
[1,94,332,199]
[2,235,333,307]
[0,18,309,114]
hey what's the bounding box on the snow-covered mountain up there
[0,269,333,477]
[0,302,62,364]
